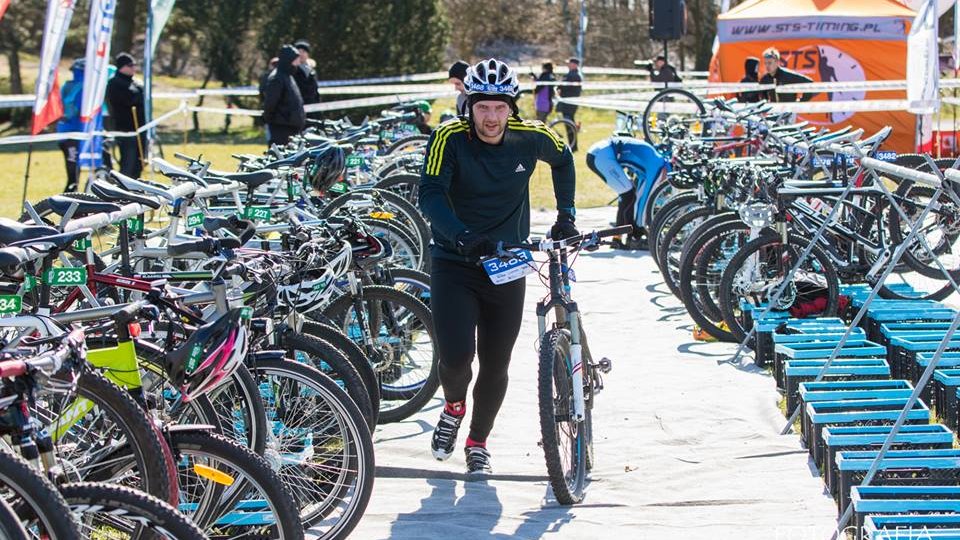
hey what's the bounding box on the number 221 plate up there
[481,249,535,285]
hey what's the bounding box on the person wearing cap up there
[759,47,814,103]
[57,59,86,192]
[106,52,147,179]
[262,45,305,146]
[293,40,320,108]
[648,55,681,84]
[556,57,583,151]
[448,60,470,117]
[421,58,577,475]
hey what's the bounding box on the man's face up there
[763,56,779,75]
[298,49,309,63]
[655,59,665,70]
[472,100,511,141]
[292,56,302,67]
[449,78,465,94]
[120,63,136,76]
[568,61,578,71]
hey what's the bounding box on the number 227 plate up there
[481,249,535,285]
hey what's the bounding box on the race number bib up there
[481,249,535,285]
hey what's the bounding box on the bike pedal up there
[598,357,612,374]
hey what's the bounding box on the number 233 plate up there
[482,249,535,285]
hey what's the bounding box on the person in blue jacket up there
[57,59,86,192]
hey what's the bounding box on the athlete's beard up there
[475,117,507,142]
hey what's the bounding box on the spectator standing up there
[258,56,279,142]
[105,52,147,179]
[57,58,85,192]
[262,45,305,147]
[759,47,814,103]
[556,57,583,151]
[737,57,762,103]
[293,40,320,109]
[648,55,682,83]
[448,60,470,117]
[532,61,556,122]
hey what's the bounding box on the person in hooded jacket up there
[58,59,86,192]
[293,40,320,108]
[105,52,147,179]
[262,45,305,147]
[737,57,762,103]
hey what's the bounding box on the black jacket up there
[294,63,320,105]
[738,57,762,103]
[558,69,582,99]
[649,63,681,83]
[419,117,576,261]
[105,72,145,132]
[262,49,305,130]
[760,66,814,103]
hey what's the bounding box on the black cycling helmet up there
[164,308,247,402]
[306,145,346,193]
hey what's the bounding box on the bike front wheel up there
[538,328,587,505]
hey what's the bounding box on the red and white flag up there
[0,0,11,22]
[81,0,116,122]
[31,0,76,135]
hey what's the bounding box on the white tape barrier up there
[312,66,707,87]
[559,95,912,115]
[304,91,456,113]
[0,102,190,146]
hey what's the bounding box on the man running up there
[420,58,578,474]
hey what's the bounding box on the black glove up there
[550,212,579,240]
[456,231,496,259]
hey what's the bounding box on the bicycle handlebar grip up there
[167,238,215,257]
[173,152,196,163]
[166,182,200,201]
[600,225,635,238]
[112,300,148,326]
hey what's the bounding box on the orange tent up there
[710,0,916,152]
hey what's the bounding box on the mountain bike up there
[493,225,629,504]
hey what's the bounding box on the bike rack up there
[713,137,960,537]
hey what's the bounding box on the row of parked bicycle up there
[0,103,442,539]
[630,90,960,538]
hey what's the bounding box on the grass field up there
[0,89,619,219]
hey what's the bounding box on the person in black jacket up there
[738,57,762,103]
[556,57,583,151]
[448,60,470,117]
[293,40,320,108]
[262,45,305,147]
[648,55,681,84]
[759,48,815,103]
[106,52,147,179]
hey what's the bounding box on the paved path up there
[349,208,838,540]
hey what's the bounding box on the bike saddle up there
[204,169,276,189]
[0,246,30,274]
[45,195,121,218]
[152,157,207,186]
[9,228,91,252]
[0,218,60,246]
[90,180,163,210]
[302,133,335,145]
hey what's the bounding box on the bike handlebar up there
[500,225,634,253]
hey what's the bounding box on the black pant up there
[58,140,79,192]
[267,124,300,147]
[117,135,145,179]
[431,257,526,442]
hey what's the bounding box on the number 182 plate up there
[482,249,535,285]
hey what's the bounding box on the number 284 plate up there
[481,249,535,285]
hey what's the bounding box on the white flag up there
[81,0,117,122]
[906,0,939,114]
[150,0,176,54]
[32,0,76,134]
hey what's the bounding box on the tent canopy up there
[721,0,916,19]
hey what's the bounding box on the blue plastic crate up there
[837,449,960,515]
[784,358,891,414]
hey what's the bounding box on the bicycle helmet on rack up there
[278,240,353,314]
[463,58,520,114]
[306,145,346,193]
[164,308,248,402]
